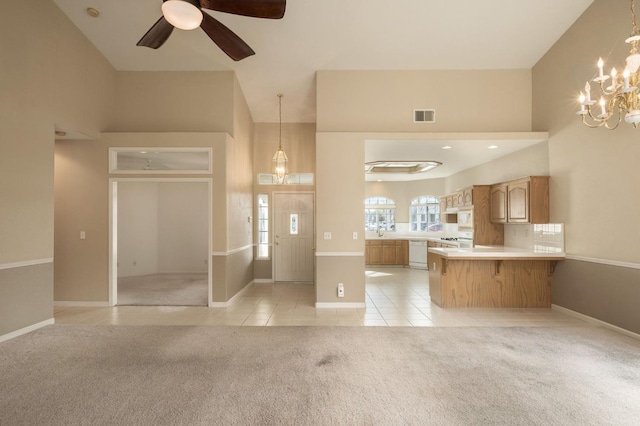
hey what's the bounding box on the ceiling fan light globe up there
[162,0,203,30]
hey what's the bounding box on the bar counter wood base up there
[428,253,555,308]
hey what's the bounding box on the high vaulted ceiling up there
[53,0,594,124]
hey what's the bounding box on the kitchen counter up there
[428,246,564,308]
[427,245,564,260]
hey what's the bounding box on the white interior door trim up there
[108,177,213,307]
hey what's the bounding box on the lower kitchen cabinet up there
[365,240,408,266]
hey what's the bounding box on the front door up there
[274,193,314,282]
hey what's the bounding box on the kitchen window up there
[410,196,441,232]
[365,197,396,232]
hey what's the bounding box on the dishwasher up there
[409,240,428,269]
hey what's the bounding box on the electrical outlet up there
[337,283,344,298]
[324,232,332,240]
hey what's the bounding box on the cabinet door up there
[445,196,453,210]
[369,245,383,264]
[490,184,507,223]
[382,245,397,265]
[398,240,409,265]
[463,188,473,206]
[508,180,530,223]
[439,199,447,221]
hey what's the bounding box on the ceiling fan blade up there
[200,0,286,19]
[137,16,175,49]
[200,13,255,61]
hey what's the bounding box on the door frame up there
[108,177,213,306]
[272,191,316,283]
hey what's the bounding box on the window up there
[364,197,396,231]
[257,194,269,259]
[410,196,441,232]
[109,147,212,174]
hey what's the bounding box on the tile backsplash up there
[505,223,564,252]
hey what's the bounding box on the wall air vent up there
[413,109,436,123]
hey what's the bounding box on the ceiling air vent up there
[413,109,435,123]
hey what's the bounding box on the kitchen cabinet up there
[490,177,549,224]
[490,184,508,223]
[452,191,463,208]
[428,252,554,308]
[445,195,453,210]
[440,185,504,246]
[365,240,408,266]
[462,187,473,207]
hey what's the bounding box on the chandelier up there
[577,0,640,129]
[272,93,288,184]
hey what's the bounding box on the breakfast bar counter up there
[427,246,565,308]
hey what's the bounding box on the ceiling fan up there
[137,0,286,61]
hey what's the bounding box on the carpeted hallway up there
[1,325,639,425]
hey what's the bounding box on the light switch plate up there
[352,232,358,239]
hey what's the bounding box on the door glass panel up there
[290,214,299,235]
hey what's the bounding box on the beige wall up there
[252,123,316,280]
[54,133,227,302]
[533,0,640,333]
[444,142,550,194]
[317,70,532,132]
[315,70,535,304]
[0,0,116,335]
[315,133,366,303]
[533,0,639,262]
[111,72,235,134]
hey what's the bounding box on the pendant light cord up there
[278,93,283,150]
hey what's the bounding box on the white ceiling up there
[53,0,594,124]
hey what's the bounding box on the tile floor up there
[54,267,591,328]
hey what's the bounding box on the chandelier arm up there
[581,114,607,128]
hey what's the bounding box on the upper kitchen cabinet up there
[462,187,473,207]
[491,177,549,224]
[490,184,508,223]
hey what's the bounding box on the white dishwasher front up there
[408,240,428,269]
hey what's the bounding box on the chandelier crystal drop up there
[577,0,640,129]
[272,93,288,184]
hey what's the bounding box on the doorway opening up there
[109,179,212,306]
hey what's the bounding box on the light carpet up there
[118,273,208,306]
[1,325,639,425]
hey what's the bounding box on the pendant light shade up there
[272,93,288,184]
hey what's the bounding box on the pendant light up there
[272,93,288,184]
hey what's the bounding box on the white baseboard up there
[552,304,640,340]
[208,280,255,308]
[253,279,274,284]
[0,318,54,343]
[315,302,366,309]
[55,301,111,307]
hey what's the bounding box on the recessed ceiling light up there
[55,130,66,137]
[488,145,499,149]
[376,179,382,182]
[86,7,100,18]
[441,145,452,150]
